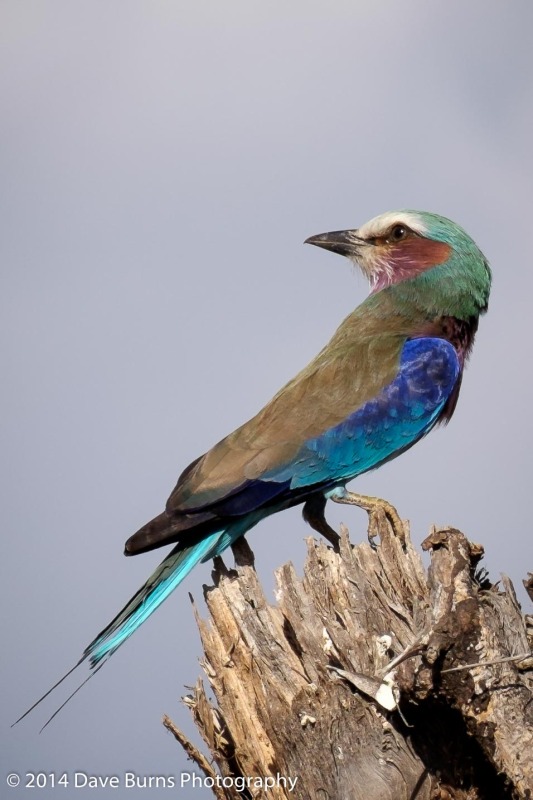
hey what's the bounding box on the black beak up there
[304,229,366,257]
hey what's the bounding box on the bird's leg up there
[230,535,255,567]
[328,487,405,547]
[302,494,340,549]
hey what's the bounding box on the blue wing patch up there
[204,337,460,515]
[264,337,460,489]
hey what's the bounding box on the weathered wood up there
[165,517,532,800]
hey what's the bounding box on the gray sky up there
[2,2,532,798]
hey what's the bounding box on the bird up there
[16,209,491,727]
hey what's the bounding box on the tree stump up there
[164,517,533,800]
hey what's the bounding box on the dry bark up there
[165,516,533,800]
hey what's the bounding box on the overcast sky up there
[2,2,532,798]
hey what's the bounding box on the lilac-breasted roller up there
[17,209,491,726]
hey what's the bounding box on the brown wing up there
[165,328,403,513]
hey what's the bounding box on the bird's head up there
[306,210,491,317]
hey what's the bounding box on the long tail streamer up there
[13,528,230,730]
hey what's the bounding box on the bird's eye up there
[390,224,407,241]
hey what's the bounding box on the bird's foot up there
[302,495,340,550]
[329,488,406,548]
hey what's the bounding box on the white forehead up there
[357,210,427,239]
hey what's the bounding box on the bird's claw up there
[366,509,383,550]
[330,489,406,549]
[367,501,406,548]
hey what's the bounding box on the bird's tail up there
[13,522,252,729]
[86,530,226,666]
